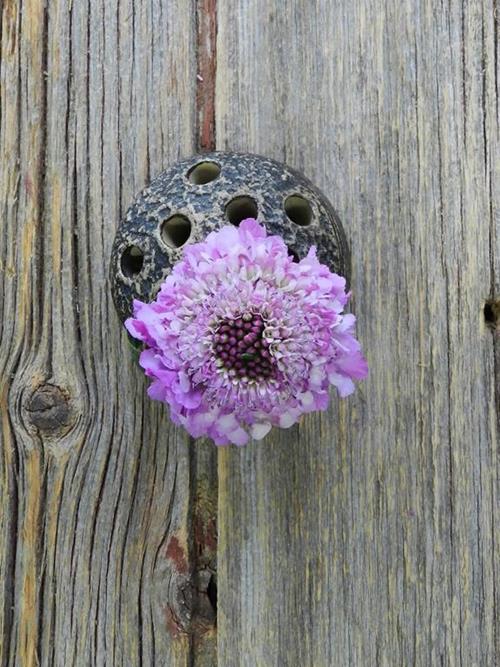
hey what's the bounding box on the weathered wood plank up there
[0,1,217,665]
[216,1,499,665]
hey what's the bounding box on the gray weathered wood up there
[216,1,499,665]
[0,1,217,665]
[2,1,499,665]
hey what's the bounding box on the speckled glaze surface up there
[110,151,350,323]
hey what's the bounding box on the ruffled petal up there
[125,218,367,445]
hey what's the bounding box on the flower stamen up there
[213,312,276,382]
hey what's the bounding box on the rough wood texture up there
[1,1,499,666]
[216,1,499,665]
[0,1,216,665]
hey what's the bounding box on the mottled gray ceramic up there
[110,151,350,323]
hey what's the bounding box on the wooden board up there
[1,0,498,665]
[216,1,499,665]
[0,1,216,665]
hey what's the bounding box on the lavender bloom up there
[125,218,368,446]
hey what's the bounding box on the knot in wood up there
[24,383,74,436]
[164,534,217,637]
[166,570,216,639]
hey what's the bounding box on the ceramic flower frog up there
[110,152,367,445]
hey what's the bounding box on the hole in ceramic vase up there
[188,161,221,185]
[121,245,144,277]
[161,214,192,248]
[287,246,300,262]
[225,196,258,226]
[285,194,313,226]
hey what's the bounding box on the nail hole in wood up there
[285,194,313,226]
[225,196,258,226]
[161,214,192,248]
[121,245,144,277]
[207,573,217,618]
[188,161,221,185]
[484,298,500,331]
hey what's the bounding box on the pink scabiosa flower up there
[125,218,367,446]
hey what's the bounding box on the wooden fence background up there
[0,0,498,665]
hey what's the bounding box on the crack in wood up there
[196,0,217,151]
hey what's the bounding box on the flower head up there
[125,219,368,445]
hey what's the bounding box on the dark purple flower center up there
[213,312,275,382]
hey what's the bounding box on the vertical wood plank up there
[0,1,218,665]
[216,1,499,665]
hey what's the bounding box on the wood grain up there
[216,1,499,665]
[1,0,498,665]
[0,1,217,665]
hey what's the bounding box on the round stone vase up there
[110,151,349,323]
